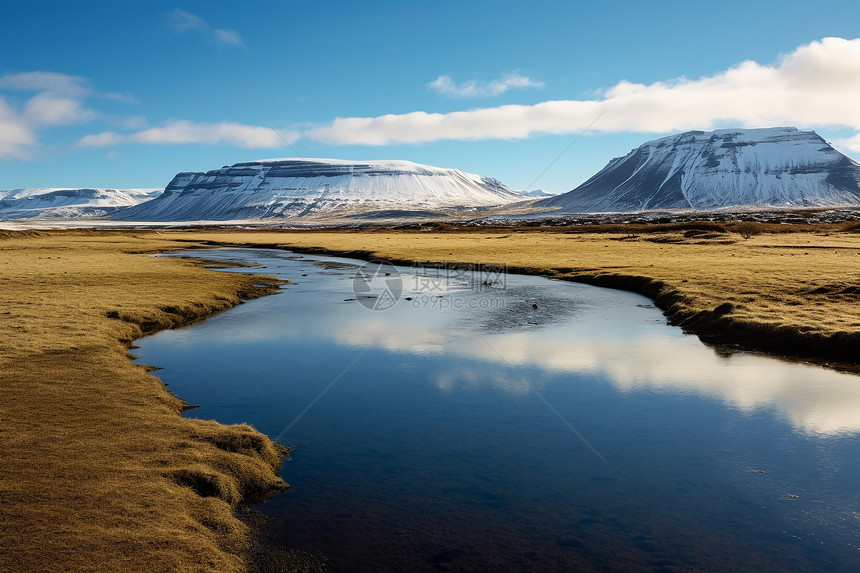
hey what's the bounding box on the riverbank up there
[172,223,860,370]
[3,225,859,571]
[0,231,292,572]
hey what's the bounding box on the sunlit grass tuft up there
[0,230,289,573]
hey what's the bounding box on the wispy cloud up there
[68,37,860,157]
[77,131,125,147]
[168,9,245,48]
[0,71,117,159]
[0,99,37,160]
[213,28,244,47]
[168,8,205,32]
[310,37,860,146]
[104,92,140,104]
[836,134,860,153]
[428,73,545,98]
[77,120,297,148]
[24,93,97,126]
[112,115,148,130]
[0,71,90,97]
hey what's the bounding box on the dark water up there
[136,248,860,572]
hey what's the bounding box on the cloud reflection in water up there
[171,253,860,436]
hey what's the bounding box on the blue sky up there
[2,0,860,193]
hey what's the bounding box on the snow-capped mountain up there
[0,188,162,219]
[115,158,524,221]
[537,127,860,213]
[521,189,554,198]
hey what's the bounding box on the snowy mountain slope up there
[0,188,162,219]
[521,189,555,198]
[537,127,860,213]
[113,158,524,221]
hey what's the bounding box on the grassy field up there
[2,224,859,572]
[0,231,292,573]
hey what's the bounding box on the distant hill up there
[537,127,860,213]
[521,189,554,198]
[0,188,162,219]
[114,158,525,221]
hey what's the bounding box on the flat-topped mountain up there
[114,158,525,221]
[537,127,860,213]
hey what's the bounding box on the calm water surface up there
[136,248,860,572]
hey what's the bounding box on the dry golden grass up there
[2,225,859,572]
[0,231,290,572]
[171,225,860,366]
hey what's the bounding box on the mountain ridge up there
[0,188,162,219]
[114,158,524,221]
[536,127,860,213]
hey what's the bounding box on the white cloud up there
[168,9,245,48]
[0,71,89,97]
[168,8,206,32]
[104,92,140,104]
[76,131,125,147]
[428,73,545,98]
[112,115,147,130]
[0,98,37,159]
[76,120,297,148]
[836,134,860,153]
[0,72,137,103]
[24,93,97,126]
[213,28,244,47]
[132,121,282,146]
[27,37,860,159]
[0,71,137,159]
[0,72,100,158]
[311,37,860,146]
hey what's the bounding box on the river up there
[134,248,860,572]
